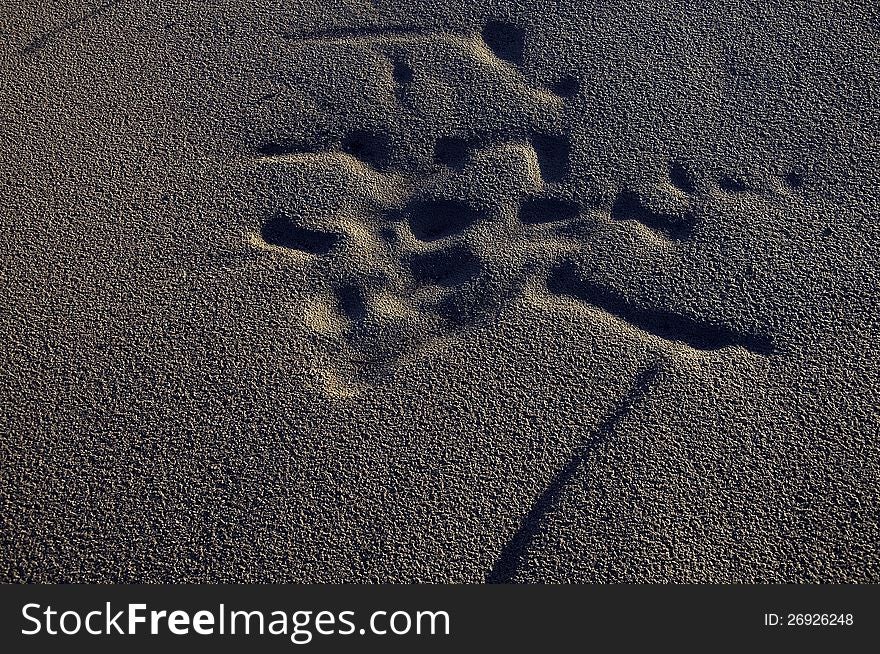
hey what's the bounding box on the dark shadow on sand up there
[487,364,662,583]
[547,262,775,355]
[261,213,339,254]
[21,1,120,54]
[610,190,695,240]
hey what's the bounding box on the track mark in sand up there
[481,21,526,66]
[391,59,414,103]
[519,197,580,224]
[283,25,466,42]
[547,262,775,355]
[435,276,507,330]
[548,74,580,99]
[531,132,571,183]
[261,214,340,255]
[487,364,662,583]
[434,136,474,169]
[392,60,414,85]
[341,130,393,170]
[251,25,782,386]
[669,161,697,194]
[719,174,747,193]
[610,189,695,240]
[257,130,393,170]
[284,19,527,69]
[784,169,805,190]
[409,246,481,287]
[404,198,482,242]
[21,0,120,54]
[335,283,368,322]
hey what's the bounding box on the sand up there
[1,1,878,582]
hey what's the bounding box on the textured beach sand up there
[1,1,878,582]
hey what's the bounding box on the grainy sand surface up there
[1,1,878,582]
